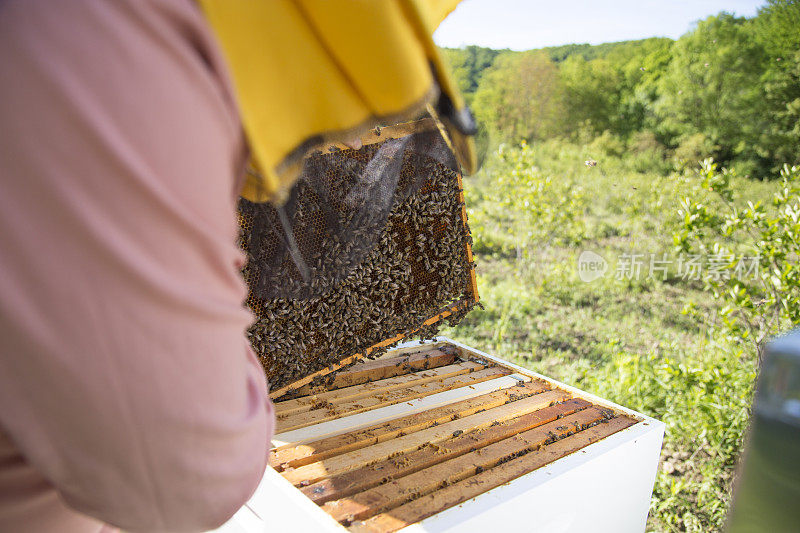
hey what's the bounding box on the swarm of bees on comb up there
[238,124,478,391]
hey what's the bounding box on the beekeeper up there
[0,1,474,531]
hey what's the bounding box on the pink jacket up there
[0,0,275,531]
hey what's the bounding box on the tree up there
[656,14,768,168]
[611,38,674,138]
[472,51,562,143]
[751,0,800,170]
[558,56,623,138]
[441,45,502,105]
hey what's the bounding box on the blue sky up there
[434,0,765,50]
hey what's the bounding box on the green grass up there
[440,139,777,532]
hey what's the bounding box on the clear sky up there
[434,0,766,51]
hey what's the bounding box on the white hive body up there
[213,338,664,533]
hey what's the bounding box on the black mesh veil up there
[238,120,478,391]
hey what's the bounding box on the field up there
[439,140,780,532]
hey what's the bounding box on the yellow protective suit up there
[198,0,476,204]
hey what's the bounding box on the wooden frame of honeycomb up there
[239,119,479,398]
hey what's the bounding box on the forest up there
[442,0,800,177]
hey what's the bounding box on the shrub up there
[628,130,672,174]
[674,159,800,356]
[673,133,718,168]
[587,130,626,158]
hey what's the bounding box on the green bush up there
[470,141,589,257]
[628,131,673,174]
[673,133,718,169]
[588,130,627,158]
[675,159,800,356]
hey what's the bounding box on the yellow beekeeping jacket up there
[198,0,475,204]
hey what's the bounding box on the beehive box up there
[214,338,664,533]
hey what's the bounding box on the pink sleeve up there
[0,1,274,531]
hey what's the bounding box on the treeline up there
[442,0,800,176]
